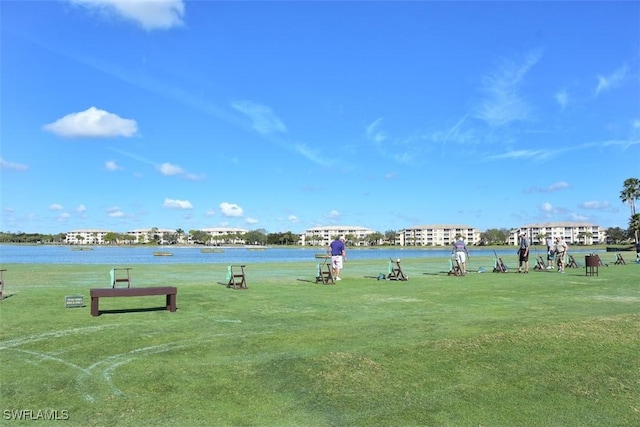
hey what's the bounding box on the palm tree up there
[620,177,640,242]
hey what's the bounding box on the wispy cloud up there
[68,0,185,31]
[293,143,332,167]
[231,100,287,135]
[326,209,341,219]
[475,49,542,127]
[246,217,259,225]
[555,89,568,110]
[595,65,628,96]
[580,201,610,210]
[488,149,551,162]
[365,118,386,144]
[44,107,138,138]
[525,181,571,194]
[107,206,124,217]
[109,148,205,180]
[0,157,29,171]
[49,204,63,211]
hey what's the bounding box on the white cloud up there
[163,198,193,209]
[107,206,123,217]
[220,202,244,217]
[541,202,553,213]
[231,100,287,134]
[246,217,259,224]
[157,162,184,176]
[545,181,570,192]
[0,157,29,171]
[76,204,87,213]
[569,212,588,221]
[43,107,138,138]
[69,0,185,30]
[49,204,63,211]
[206,209,216,216]
[288,215,298,222]
[105,160,122,171]
[580,201,610,210]
[595,65,628,96]
[327,209,341,219]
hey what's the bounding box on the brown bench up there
[90,286,177,316]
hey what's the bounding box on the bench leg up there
[91,296,99,316]
[167,294,176,312]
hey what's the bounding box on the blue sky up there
[1,0,639,235]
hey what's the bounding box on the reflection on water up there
[0,245,602,265]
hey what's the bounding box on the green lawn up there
[0,255,638,426]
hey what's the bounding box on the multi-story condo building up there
[304,226,376,246]
[398,224,481,246]
[512,222,605,245]
[200,227,249,245]
[65,229,111,245]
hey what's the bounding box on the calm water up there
[0,245,602,265]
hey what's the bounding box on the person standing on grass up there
[517,232,530,273]
[554,236,568,273]
[451,236,469,275]
[546,236,555,269]
[329,235,346,281]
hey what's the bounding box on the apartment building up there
[304,226,376,246]
[512,222,606,245]
[398,224,482,246]
[65,229,111,245]
[200,227,249,244]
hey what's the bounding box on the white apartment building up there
[512,222,605,245]
[65,229,111,245]
[304,226,376,246]
[200,227,249,244]
[398,224,482,246]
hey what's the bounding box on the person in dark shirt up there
[517,232,530,273]
[328,236,346,281]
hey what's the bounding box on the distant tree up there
[480,228,510,245]
[629,214,640,242]
[605,227,627,244]
[244,229,267,245]
[620,177,640,243]
[104,232,118,245]
[189,229,210,245]
[365,232,384,246]
[384,230,397,244]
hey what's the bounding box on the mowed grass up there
[0,255,638,426]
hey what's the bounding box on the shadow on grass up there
[96,306,175,316]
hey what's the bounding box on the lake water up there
[0,245,603,265]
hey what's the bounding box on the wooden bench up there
[90,286,177,316]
